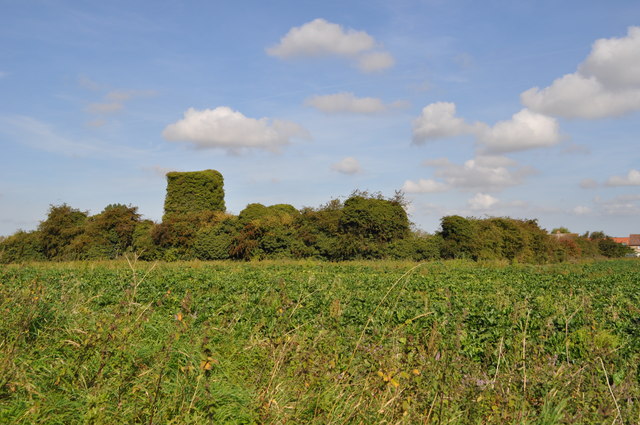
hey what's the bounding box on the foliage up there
[1,259,639,423]
[598,237,634,258]
[193,216,238,260]
[69,204,141,259]
[339,194,409,242]
[439,215,478,259]
[0,230,45,263]
[152,211,231,260]
[163,170,225,219]
[1,170,636,264]
[232,207,299,260]
[38,204,88,260]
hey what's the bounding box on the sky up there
[1,0,639,237]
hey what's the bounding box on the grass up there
[0,258,639,423]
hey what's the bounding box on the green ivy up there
[163,170,225,218]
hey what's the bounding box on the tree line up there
[0,170,632,263]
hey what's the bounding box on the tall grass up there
[0,259,639,423]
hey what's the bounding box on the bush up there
[339,194,409,243]
[163,170,225,219]
[38,204,88,260]
[193,217,238,260]
[0,230,45,263]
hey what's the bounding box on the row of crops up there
[1,259,639,423]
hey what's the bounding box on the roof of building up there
[630,234,640,246]
[612,237,630,245]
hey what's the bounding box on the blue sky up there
[1,0,639,237]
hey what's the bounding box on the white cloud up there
[412,102,473,144]
[579,27,640,89]
[595,194,640,216]
[305,92,404,114]
[331,157,362,175]
[267,18,394,73]
[357,51,395,72]
[402,179,449,193]
[580,178,598,189]
[412,103,559,153]
[521,26,640,119]
[477,108,561,153]
[468,193,499,210]
[424,155,534,192]
[162,107,309,153]
[572,206,591,215]
[605,169,640,186]
[267,18,374,58]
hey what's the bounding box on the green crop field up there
[1,259,639,424]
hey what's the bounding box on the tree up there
[598,237,633,258]
[39,204,88,260]
[70,204,141,259]
[0,230,44,263]
[338,195,409,242]
[439,215,477,259]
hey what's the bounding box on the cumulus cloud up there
[424,155,534,192]
[357,51,395,72]
[521,26,640,119]
[267,18,374,58]
[331,157,362,175]
[412,102,474,144]
[267,18,394,73]
[402,178,449,193]
[412,102,559,153]
[305,92,405,114]
[476,108,561,153]
[162,107,309,153]
[468,193,499,210]
[605,169,640,186]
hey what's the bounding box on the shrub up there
[0,230,45,263]
[339,194,409,243]
[38,204,88,260]
[163,170,225,219]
